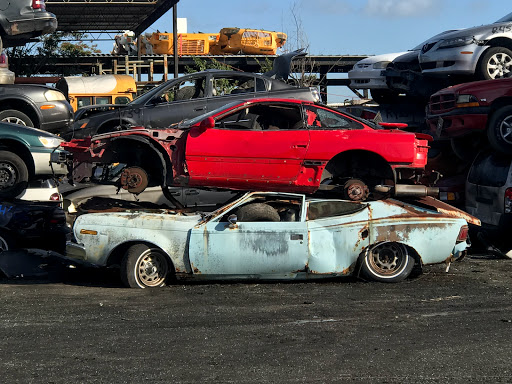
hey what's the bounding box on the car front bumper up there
[419,44,487,76]
[348,69,389,89]
[34,147,68,176]
[38,101,74,135]
[426,106,490,138]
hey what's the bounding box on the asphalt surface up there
[1,254,512,383]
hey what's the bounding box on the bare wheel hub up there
[119,166,148,194]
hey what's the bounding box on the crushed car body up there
[67,191,474,288]
[56,98,435,202]
[0,198,69,277]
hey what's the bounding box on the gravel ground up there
[1,254,511,383]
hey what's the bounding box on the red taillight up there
[32,0,45,10]
[456,225,469,243]
[50,193,62,201]
[0,52,8,66]
[505,188,512,214]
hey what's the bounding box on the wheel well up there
[355,242,422,277]
[321,150,395,187]
[0,139,35,177]
[486,38,512,51]
[0,99,39,127]
[97,120,131,135]
[107,241,175,271]
[489,98,512,118]
[108,137,173,187]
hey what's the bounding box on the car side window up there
[211,75,265,96]
[305,106,363,130]
[307,201,366,220]
[155,77,206,103]
[215,104,304,130]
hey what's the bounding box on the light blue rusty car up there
[66,192,476,288]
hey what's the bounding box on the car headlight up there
[372,61,391,69]
[38,136,64,148]
[438,36,475,49]
[456,94,479,107]
[44,89,66,101]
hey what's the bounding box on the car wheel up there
[487,106,512,154]
[0,231,15,251]
[0,110,34,127]
[120,244,169,288]
[0,151,29,198]
[343,179,369,202]
[477,47,512,80]
[236,203,280,222]
[450,135,481,163]
[360,242,415,283]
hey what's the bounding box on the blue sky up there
[97,1,510,102]
[142,0,510,56]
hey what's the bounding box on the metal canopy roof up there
[46,0,179,35]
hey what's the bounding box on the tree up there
[6,32,101,77]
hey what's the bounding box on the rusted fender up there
[412,196,481,226]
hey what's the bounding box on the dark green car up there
[0,122,67,198]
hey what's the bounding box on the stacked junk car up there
[11,15,512,291]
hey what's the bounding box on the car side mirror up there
[198,116,215,132]
[228,214,237,228]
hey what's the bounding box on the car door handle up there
[292,144,308,148]
[185,190,200,195]
[194,106,206,111]
[169,191,181,196]
[290,234,303,240]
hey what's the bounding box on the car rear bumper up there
[6,14,57,37]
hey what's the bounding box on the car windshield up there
[495,12,512,23]
[410,30,459,50]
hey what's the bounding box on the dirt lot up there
[1,254,512,383]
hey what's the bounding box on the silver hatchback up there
[465,151,512,254]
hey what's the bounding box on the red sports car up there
[59,99,433,201]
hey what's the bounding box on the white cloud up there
[363,0,440,17]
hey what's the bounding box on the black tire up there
[236,203,280,222]
[0,110,34,127]
[0,231,15,251]
[450,135,481,162]
[343,179,369,202]
[477,47,512,80]
[120,244,170,288]
[487,106,512,154]
[360,242,415,283]
[0,151,29,198]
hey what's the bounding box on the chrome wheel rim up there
[486,52,512,79]
[499,115,512,144]
[1,117,27,125]
[136,249,168,287]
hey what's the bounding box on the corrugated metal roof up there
[46,0,179,35]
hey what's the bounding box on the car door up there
[306,200,370,274]
[185,102,310,190]
[188,195,308,277]
[141,74,209,128]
